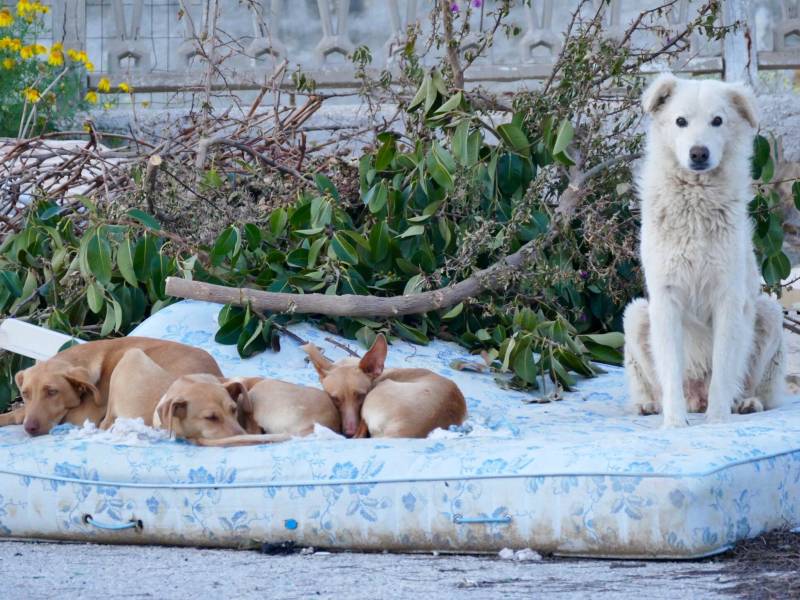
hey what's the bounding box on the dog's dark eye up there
[205,414,219,422]
[675,117,688,127]
[46,388,58,397]
[711,116,723,126]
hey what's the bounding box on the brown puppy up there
[3,337,222,436]
[302,335,467,438]
[152,374,249,441]
[193,376,341,447]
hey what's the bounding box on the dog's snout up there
[24,419,41,436]
[689,145,709,168]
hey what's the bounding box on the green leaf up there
[497,123,530,156]
[211,226,240,265]
[375,137,397,172]
[553,119,574,155]
[127,209,161,230]
[407,74,429,111]
[330,233,359,265]
[117,237,138,287]
[112,299,124,331]
[369,221,390,261]
[314,174,339,200]
[100,303,115,336]
[87,281,104,314]
[403,273,424,295]
[237,316,267,358]
[364,181,388,214]
[244,223,262,248]
[202,169,223,189]
[442,302,463,320]
[793,181,800,212]
[762,252,790,285]
[307,237,326,267]
[761,156,774,183]
[452,120,471,166]
[583,340,624,366]
[553,119,575,166]
[581,331,625,349]
[270,209,288,238]
[215,314,245,345]
[513,343,538,384]
[87,231,112,287]
[398,224,425,238]
[426,145,454,190]
[393,321,429,344]
[433,91,463,116]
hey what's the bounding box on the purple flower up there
[579,270,589,280]
[451,2,459,12]
[473,0,482,6]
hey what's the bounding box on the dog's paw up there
[636,401,662,416]
[733,397,764,414]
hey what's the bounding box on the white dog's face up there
[642,74,758,174]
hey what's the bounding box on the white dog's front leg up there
[648,294,687,428]
[707,297,752,422]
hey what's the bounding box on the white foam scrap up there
[60,418,171,445]
[309,423,345,440]
[427,420,515,440]
[498,548,542,561]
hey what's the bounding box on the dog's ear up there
[359,334,387,379]
[727,83,758,129]
[63,366,103,406]
[642,72,678,115]
[14,368,26,390]
[157,397,188,435]
[223,380,252,415]
[302,344,334,379]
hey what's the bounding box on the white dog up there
[623,73,785,428]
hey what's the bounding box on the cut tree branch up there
[165,153,642,317]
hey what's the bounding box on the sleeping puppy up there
[193,376,341,446]
[3,337,222,436]
[103,348,247,442]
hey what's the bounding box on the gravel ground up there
[6,529,799,599]
[0,540,746,600]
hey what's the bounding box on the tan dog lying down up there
[193,376,341,447]
[102,348,247,441]
[2,337,222,436]
[302,334,467,438]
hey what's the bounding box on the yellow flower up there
[67,48,80,61]
[118,82,132,93]
[23,87,40,103]
[83,60,94,72]
[102,102,113,110]
[2,58,14,70]
[0,8,13,27]
[84,90,98,104]
[19,45,32,59]
[48,46,64,66]
[97,77,111,93]
[1,37,22,52]
[32,43,45,54]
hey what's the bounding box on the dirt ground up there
[0,530,797,600]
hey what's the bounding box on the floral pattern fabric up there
[0,300,798,557]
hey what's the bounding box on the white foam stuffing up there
[61,418,171,445]
[498,548,542,562]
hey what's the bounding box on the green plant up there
[0,1,98,137]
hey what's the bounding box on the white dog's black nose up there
[689,145,709,169]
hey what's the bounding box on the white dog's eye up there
[676,117,687,127]
[711,116,723,126]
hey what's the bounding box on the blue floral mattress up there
[1,300,799,558]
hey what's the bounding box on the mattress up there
[0,300,798,558]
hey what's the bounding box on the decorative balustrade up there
[47,1,800,93]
